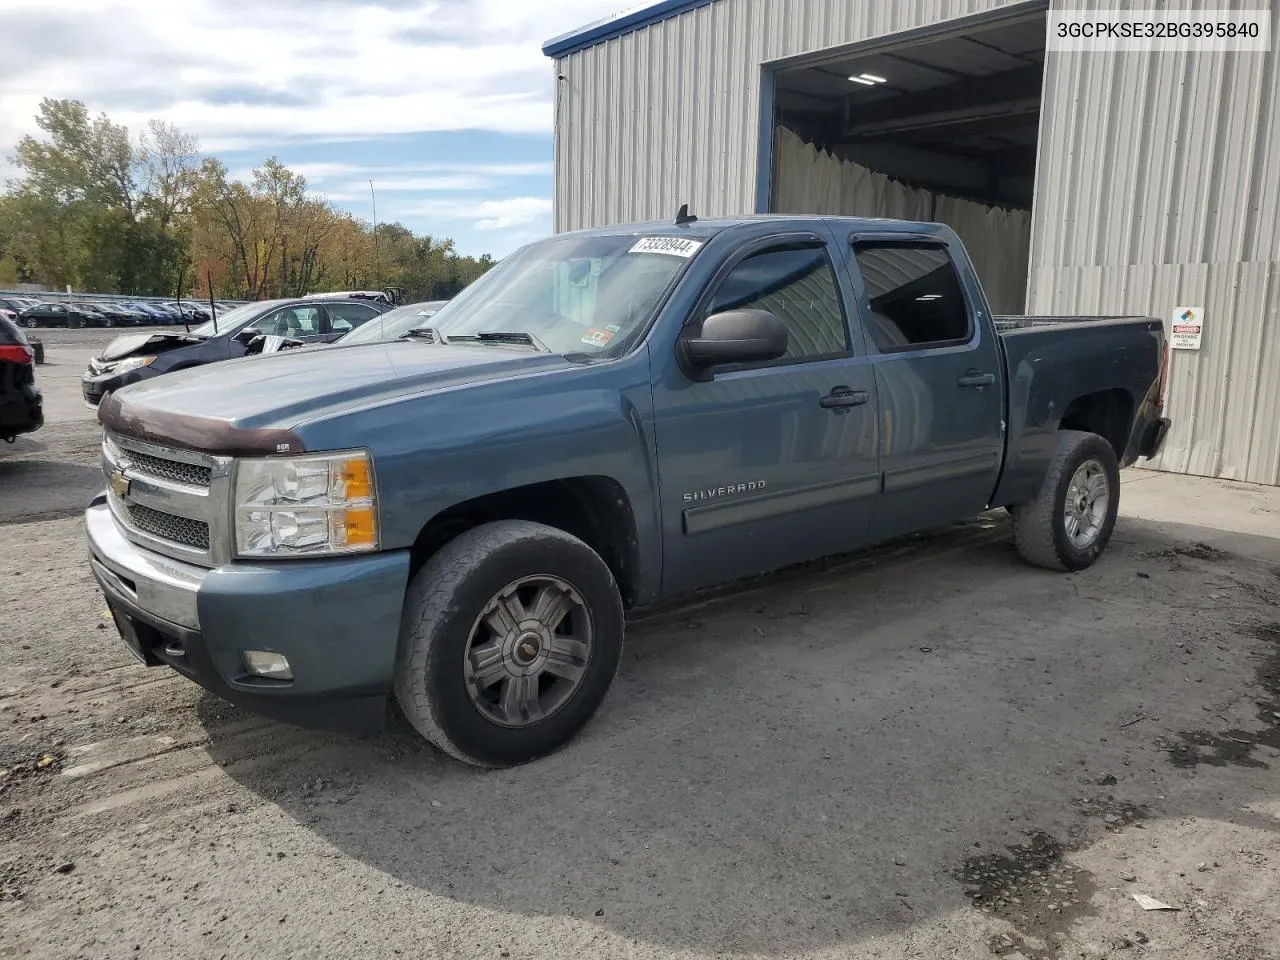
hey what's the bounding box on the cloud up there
[0,0,631,150]
[393,196,553,231]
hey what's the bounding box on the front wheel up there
[1010,430,1120,572]
[393,520,625,767]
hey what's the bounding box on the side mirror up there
[681,309,788,371]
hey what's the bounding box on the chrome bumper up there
[86,497,205,630]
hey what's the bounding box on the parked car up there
[0,296,44,315]
[80,294,394,406]
[120,301,174,324]
[17,301,96,328]
[159,301,211,322]
[88,302,153,327]
[0,315,42,442]
[85,215,1171,767]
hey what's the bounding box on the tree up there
[3,100,497,299]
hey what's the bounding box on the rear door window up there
[325,302,379,334]
[851,243,973,352]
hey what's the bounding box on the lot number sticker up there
[629,236,704,258]
[1170,306,1204,350]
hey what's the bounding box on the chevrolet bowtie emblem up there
[109,468,131,499]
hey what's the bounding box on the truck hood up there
[110,341,577,432]
[100,331,202,360]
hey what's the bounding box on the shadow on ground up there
[203,516,1280,956]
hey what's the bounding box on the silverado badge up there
[109,468,131,499]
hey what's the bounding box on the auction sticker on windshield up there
[629,237,704,258]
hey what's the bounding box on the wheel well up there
[1058,389,1133,458]
[410,477,642,608]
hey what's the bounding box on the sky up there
[0,0,637,258]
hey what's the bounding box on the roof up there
[542,0,715,59]
[561,213,956,241]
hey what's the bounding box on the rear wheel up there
[393,520,625,767]
[1011,430,1120,572]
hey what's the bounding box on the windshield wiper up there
[399,328,551,353]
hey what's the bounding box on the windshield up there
[337,301,448,345]
[187,300,283,337]
[411,233,700,358]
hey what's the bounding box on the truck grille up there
[126,450,212,488]
[111,494,211,550]
[103,431,223,563]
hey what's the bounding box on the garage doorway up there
[766,6,1047,314]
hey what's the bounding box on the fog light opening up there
[243,651,294,680]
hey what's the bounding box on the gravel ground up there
[2,331,1279,960]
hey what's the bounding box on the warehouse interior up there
[768,9,1047,314]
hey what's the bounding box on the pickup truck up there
[86,214,1170,767]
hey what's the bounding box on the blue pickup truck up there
[86,214,1170,767]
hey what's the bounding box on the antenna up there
[674,203,697,226]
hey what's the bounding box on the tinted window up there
[705,244,849,362]
[853,244,972,351]
[0,317,28,345]
[325,302,378,334]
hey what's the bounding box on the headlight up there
[107,356,155,375]
[233,451,378,557]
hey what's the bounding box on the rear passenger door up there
[846,239,1004,540]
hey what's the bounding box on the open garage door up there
[769,9,1046,315]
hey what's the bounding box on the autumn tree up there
[4,100,497,301]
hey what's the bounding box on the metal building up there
[543,0,1280,485]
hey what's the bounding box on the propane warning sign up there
[1170,306,1204,350]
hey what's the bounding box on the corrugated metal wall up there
[1028,7,1280,486]
[551,0,1280,485]
[551,0,1023,232]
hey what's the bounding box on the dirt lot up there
[3,331,1280,960]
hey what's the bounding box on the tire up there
[393,520,625,767]
[1010,430,1120,572]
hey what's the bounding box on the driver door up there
[650,234,881,596]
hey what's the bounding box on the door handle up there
[820,387,870,409]
[957,371,996,388]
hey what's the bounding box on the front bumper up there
[85,497,411,734]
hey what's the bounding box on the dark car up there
[0,296,43,316]
[84,302,152,327]
[17,301,98,329]
[122,301,180,325]
[0,316,42,441]
[81,293,394,406]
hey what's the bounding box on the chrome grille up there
[102,431,227,565]
[111,493,211,550]
[125,450,212,488]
